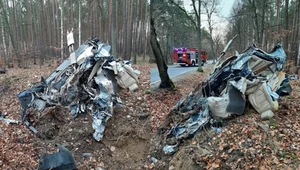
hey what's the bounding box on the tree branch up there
[169,0,198,29]
[153,3,169,20]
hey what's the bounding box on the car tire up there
[192,61,195,67]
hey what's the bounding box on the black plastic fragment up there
[38,144,77,170]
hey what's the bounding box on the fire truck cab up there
[173,47,207,67]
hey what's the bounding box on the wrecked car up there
[163,36,292,154]
[17,37,140,141]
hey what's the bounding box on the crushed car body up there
[17,37,140,141]
[163,36,292,154]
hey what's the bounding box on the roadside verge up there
[150,63,214,90]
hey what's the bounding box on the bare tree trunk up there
[12,0,22,68]
[284,0,289,51]
[0,0,21,68]
[60,0,64,60]
[126,0,134,61]
[137,1,143,56]
[30,0,37,64]
[1,17,9,68]
[133,0,138,64]
[97,0,106,41]
[116,1,121,55]
[54,0,60,52]
[297,35,300,71]
[143,1,148,61]
[209,33,215,62]
[78,1,81,46]
[291,0,298,55]
[202,0,220,63]
[250,0,260,44]
[47,0,53,59]
[110,0,117,57]
[276,0,281,33]
[192,0,203,71]
[296,2,300,71]
[122,0,128,59]
[150,0,174,89]
[26,0,32,65]
[260,0,267,47]
[40,0,47,65]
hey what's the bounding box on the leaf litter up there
[1,63,300,169]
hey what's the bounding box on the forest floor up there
[0,62,300,170]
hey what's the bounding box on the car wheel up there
[192,61,195,67]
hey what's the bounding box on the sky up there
[182,0,236,38]
[183,0,235,17]
[219,0,236,18]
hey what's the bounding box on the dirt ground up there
[0,63,155,169]
[1,62,300,170]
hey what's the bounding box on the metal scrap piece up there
[0,111,19,124]
[17,37,140,142]
[165,39,291,155]
[0,116,19,124]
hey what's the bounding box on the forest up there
[0,0,300,169]
[0,0,150,68]
[153,0,300,72]
[226,0,300,68]
[0,0,299,71]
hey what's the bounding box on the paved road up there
[150,60,214,86]
[150,65,197,85]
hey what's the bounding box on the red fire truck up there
[173,47,207,67]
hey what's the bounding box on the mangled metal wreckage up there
[163,37,293,154]
[17,37,140,141]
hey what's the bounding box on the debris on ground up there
[0,59,151,169]
[38,144,77,170]
[17,37,140,141]
[0,68,6,74]
[158,36,293,155]
[1,58,299,169]
[1,34,299,169]
[0,111,19,124]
